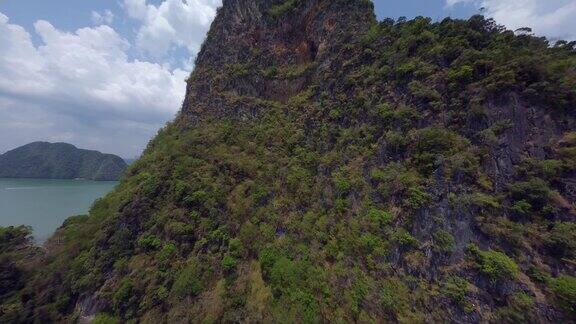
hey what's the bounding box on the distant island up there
[0,142,127,181]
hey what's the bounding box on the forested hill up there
[1,0,576,322]
[0,142,127,181]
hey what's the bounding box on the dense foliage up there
[0,226,38,316]
[1,0,575,322]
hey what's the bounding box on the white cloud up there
[91,10,115,25]
[0,12,190,157]
[446,0,470,6]
[447,0,576,41]
[0,1,226,157]
[124,0,148,20]
[123,0,221,57]
[0,13,50,96]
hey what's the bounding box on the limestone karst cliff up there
[1,0,575,322]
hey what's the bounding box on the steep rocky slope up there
[1,0,576,322]
[0,142,127,181]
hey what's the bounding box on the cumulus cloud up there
[91,10,115,25]
[123,0,221,57]
[0,12,189,157]
[447,0,576,41]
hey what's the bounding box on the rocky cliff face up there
[181,0,375,120]
[0,142,127,181]
[2,0,576,323]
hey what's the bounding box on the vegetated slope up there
[2,0,576,322]
[0,142,127,181]
[0,226,41,310]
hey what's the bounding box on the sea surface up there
[0,178,118,242]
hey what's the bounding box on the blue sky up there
[0,0,574,157]
[0,1,475,28]
[375,0,478,20]
[0,1,478,66]
[0,1,478,39]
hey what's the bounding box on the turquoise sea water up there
[0,178,117,242]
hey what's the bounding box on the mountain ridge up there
[0,141,127,181]
[1,0,576,322]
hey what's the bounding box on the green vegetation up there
[434,230,455,253]
[470,193,500,210]
[0,226,33,306]
[367,208,393,226]
[549,275,576,315]
[508,178,552,212]
[225,63,251,78]
[269,0,301,18]
[0,142,127,180]
[443,276,470,309]
[0,226,31,251]
[545,222,576,258]
[93,314,120,324]
[172,263,203,299]
[496,292,535,322]
[1,1,576,323]
[468,245,519,281]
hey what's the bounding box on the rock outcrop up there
[1,0,575,322]
[182,0,375,120]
